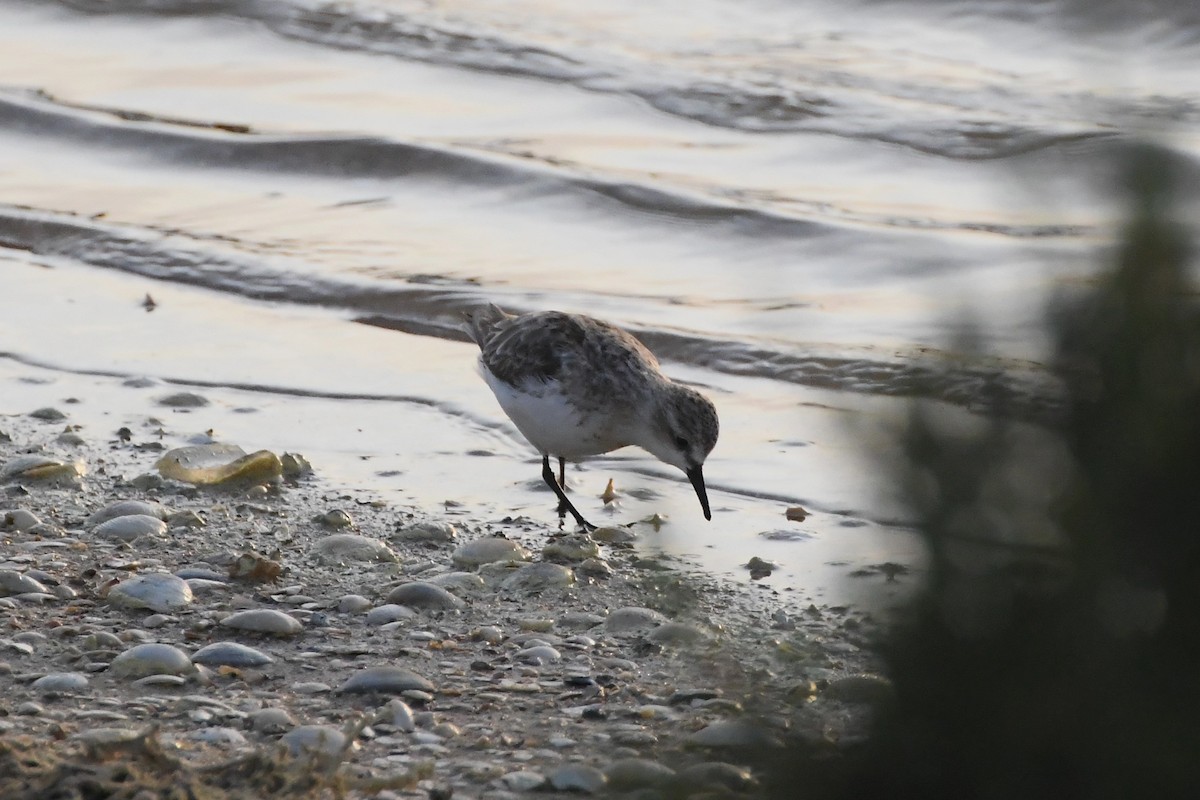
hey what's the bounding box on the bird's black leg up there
[543,455,595,531]
[555,456,568,518]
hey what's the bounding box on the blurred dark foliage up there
[756,142,1200,799]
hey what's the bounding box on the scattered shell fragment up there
[600,478,618,504]
[93,514,168,542]
[219,609,303,636]
[107,573,193,613]
[385,581,465,610]
[156,444,282,487]
[337,666,435,695]
[110,643,194,679]
[0,454,86,485]
[452,537,530,568]
[312,533,396,563]
[192,641,274,667]
[85,500,167,528]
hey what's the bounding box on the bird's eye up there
[673,436,689,450]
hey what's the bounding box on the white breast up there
[481,365,629,459]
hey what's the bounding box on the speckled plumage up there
[465,304,719,529]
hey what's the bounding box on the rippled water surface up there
[2,0,1198,607]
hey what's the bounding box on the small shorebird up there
[465,304,719,530]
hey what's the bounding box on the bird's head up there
[643,383,719,520]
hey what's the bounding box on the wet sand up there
[1,397,889,798]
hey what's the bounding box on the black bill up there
[686,465,712,521]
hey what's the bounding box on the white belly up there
[481,366,628,458]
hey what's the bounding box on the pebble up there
[823,673,896,705]
[281,725,348,759]
[84,500,167,528]
[110,643,194,679]
[338,666,436,695]
[647,622,710,645]
[107,573,193,613]
[547,764,608,793]
[427,572,486,593]
[452,537,530,568]
[559,611,606,630]
[156,444,282,487]
[92,514,168,542]
[393,520,457,543]
[280,452,313,479]
[687,719,781,748]
[604,758,677,790]
[29,407,68,421]
[0,570,48,596]
[501,771,546,791]
[219,609,303,636]
[605,607,668,633]
[677,761,758,792]
[591,526,637,544]
[383,698,416,732]
[337,594,372,613]
[385,581,465,610]
[499,563,574,593]
[315,509,354,529]
[250,707,296,734]
[542,534,601,563]
[312,533,398,563]
[191,641,274,667]
[188,727,248,746]
[31,672,90,694]
[0,454,85,485]
[365,604,417,625]
[158,392,210,407]
[2,509,41,532]
[514,645,562,665]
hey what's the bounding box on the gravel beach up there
[1,403,889,799]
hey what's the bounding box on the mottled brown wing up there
[478,310,660,392]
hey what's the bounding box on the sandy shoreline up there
[1,399,886,798]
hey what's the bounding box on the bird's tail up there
[463,303,512,346]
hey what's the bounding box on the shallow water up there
[2,0,1198,608]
